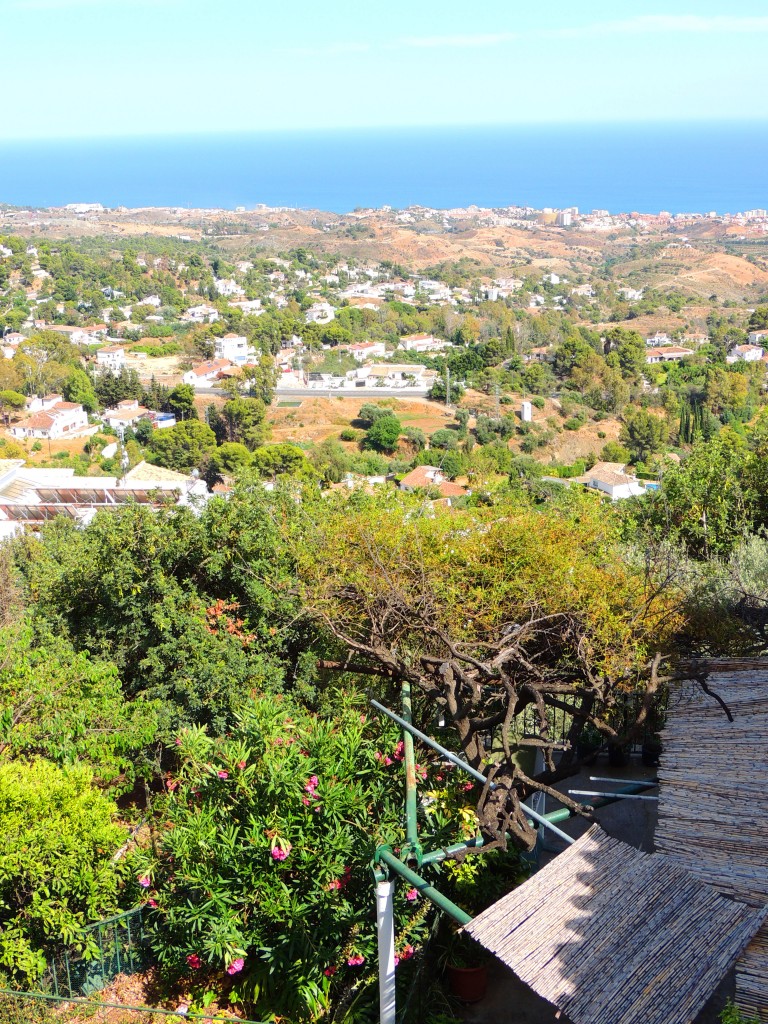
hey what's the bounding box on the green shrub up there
[531,396,545,410]
[0,760,127,981]
[339,427,360,442]
[140,690,461,1021]
[563,417,583,431]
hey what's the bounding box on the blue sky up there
[2,0,768,139]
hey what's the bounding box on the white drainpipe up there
[376,879,396,1024]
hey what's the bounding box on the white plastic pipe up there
[376,880,396,1024]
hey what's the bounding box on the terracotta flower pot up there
[447,964,487,1003]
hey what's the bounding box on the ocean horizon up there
[0,121,766,215]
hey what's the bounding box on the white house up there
[183,358,233,388]
[645,331,673,347]
[10,395,89,440]
[229,299,262,315]
[95,345,126,373]
[214,334,252,365]
[618,287,644,302]
[184,305,220,324]
[215,278,245,298]
[521,401,533,423]
[304,302,335,325]
[48,324,108,345]
[726,344,764,364]
[346,341,387,362]
[646,346,693,364]
[399,333,449,353]
[347,364,437,389]
[748,329,768,346]
[581,462,646,501]
[101,399,151,430]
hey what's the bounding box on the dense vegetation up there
[1,232,768,1021]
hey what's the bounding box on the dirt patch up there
[266,395,456,445]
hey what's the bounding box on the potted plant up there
[444,933,487,1003]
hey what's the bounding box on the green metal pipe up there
[376,848,473,926]
[400,680,420,861]
[420,780,657,865]
[420,836,487,866]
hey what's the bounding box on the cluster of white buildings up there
[0,458,209,539]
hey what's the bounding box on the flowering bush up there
[139,689,443,1021]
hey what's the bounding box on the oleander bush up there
[138,689,460,1021]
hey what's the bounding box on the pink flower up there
[175,738,182,746]
[186,953,201,970]
[347,954,364,966]
[302,797,311,806]
[394,955,400,966]
[406,888,419,901]
[237,760,246,769]
[384,756,393,766]
[309,775,319,787]
[393,741,404,761]
[166,779,179,791]
[324,966,337,977]
[226,957,245,975]
[217,770,229,780]
[462,781,474,792]
[400,945,415,961]
[271,843,291,861]
[137,875,151,888]
[146,898,158,908]
[328,878,342,891]
[374,751,383,761]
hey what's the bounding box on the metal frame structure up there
[369,683,658,1024]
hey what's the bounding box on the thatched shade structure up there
[465,825,765,1024]
[656,666,768,1021]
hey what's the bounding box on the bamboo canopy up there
[655,667,768,1019]
[465,825,765,1024]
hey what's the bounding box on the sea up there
[0,122,766,215]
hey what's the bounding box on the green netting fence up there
[42,907,147,999]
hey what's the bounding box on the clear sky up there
[3,0,768,139]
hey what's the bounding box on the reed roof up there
[464,825,765,1024]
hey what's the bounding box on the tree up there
[147,420,217,472]
[0,760,126,981]
[428,375,466,403]
[167,384,197,421]
[252,443,314,481]
[611,328,647,380]
[363,414,401,453]
[429,428,458,451]
[222,396,267,449]
[208,441,252,480]
[62,367,98,412]
[357,403,394,427]
[0,618,158,788]
[747,306,768,332]
[297,492,681,852]
[0,389,26,425]
[403,427,426,452]
[619,410,669,463]
[240,355,280,405]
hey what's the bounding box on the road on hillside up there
[195,386,433,399]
